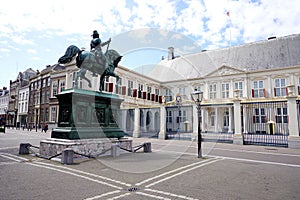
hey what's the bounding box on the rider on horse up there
[90,30,111,76]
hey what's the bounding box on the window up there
[179,87,185,95]
[167,111,172,123]
[47,77,51,87]
[252,80,265,98]
[276,107,288,123]
[194,85,202,92]
[127,80,133,97]
[147,86,152,93]
[52,81,58,97]
[165,89,172,102]
[234,81,243,97]
[46,91,50,103]
[50,107,57,122]
[60,80,65,93]
[155,89,159,95]
[42,79,46,88]
[253,108,266,123]
[221,83,230,98]
[274,78,286,96]
[45,108,49,122]
[115,78,123,95]
[209,84,217,99]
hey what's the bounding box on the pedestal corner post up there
[286,96,300,148]
[133,107,141,138]
[233,99,243,145]
[158,106,166,140]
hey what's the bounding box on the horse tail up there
[58,45,81,64]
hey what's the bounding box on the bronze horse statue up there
[58,45,122,92]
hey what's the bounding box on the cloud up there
[27,49,37,54]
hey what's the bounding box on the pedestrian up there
[42,123,48,133]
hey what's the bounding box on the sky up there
[0,0,299,88]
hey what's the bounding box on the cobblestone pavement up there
[1,128,300,200]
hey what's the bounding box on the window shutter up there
[151,94,155,101]
[263,88,266,97]
[122,86,126,95]
[159,96,162,103]
[285,87,288,96]
[133,89,137,97]
[298,86,300,95]
[252,116,256,123]
[251,89,254,97]
[142,91,147,99]
[108,83,113,92]
[274,88,276,96]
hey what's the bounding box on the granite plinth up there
[39,138,132,158]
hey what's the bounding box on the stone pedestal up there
[51,88,124,139]
[39,138,132,158]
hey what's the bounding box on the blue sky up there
[0,0,299,87]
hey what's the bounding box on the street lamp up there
[175,94,182,134]
[191,90,203,158]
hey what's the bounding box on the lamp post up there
[175,94,182,134]
[191,90,203,158]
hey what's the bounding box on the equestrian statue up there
[58,30,122,92]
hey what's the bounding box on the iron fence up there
[241,101,288,147]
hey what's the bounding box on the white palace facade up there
[55,34,300,145]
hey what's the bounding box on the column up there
[133,108,140,138]
[286,95,300,148]
[228,106,233,133]
[158,106,166,140]
[233,99,243,145]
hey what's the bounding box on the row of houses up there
[1,34,300,146]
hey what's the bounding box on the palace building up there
[10,33,300,147]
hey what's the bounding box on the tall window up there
[128,80,133,97]
[252,80,265,98]
[165,89,172,102]
[52,82,58,97]
[276,107,288,123]
[253,108,266,123]
[234,81,243,97]
[209,84,217,99]
[274,78,286,96]
[50,107,57,122]
[221,83,230,98]
[60,80,65,93]
[167,111,172,123]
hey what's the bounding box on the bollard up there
[19,143,31,155]
[143,142,151,153]
[61,148,74,165]
[111,144,120,158]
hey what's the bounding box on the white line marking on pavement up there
[136,191,171,200]
[135,158,217,186]
[28,163,123,190]
[0,153,28,162]
[0,146,19,150]
[106,192,131,199]
[35,161,131,187]
[84,190,121,200]
[145,158,221,188]
[0,161,20,166]
[207,147,300,158]
[211,155,300,168]
[145,188,198,200]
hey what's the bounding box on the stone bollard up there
[143,142,151,153]
[61,148,74,165]
[111,144,120,158]
[19,143,31,155]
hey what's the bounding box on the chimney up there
[168,47,174,60]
